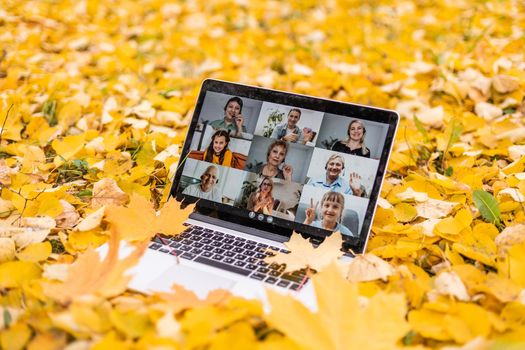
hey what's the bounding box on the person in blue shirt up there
[302,191,355,237]
[307,154,368,197]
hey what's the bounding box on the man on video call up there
[271,108,314,144]
[182,165,222,202]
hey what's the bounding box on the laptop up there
[126,79,399,307]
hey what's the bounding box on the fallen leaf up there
[76,206,106,231]
[346,254,395,283]
[267,262,409,350]
[0,237,16,262]
[55,199,80,228]
[265,232,343,272]
[415,198,459,219]
[105,194,195,242]
[43,231,148,303]
[432,271,470,301]
[91,178,129,208]
[492,74,519,94]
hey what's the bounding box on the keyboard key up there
[191,248,203,255]
[180,246,193,252]
[224,251,236,257]
[222,244,233,250]
[159,247,170,253]
[192,242,204,248]
[233,247,244,253]
[213,248,225,254]
[211,241,223,247]
[277,280,290,288]
[203,228,213,232]
[234,261,247,267]
[169,249,182,256]
[212,235,223,240]
[255,253,266,259]
[246,257,257,263]
[235,254,246,261]
[224,234,235,239]
[257,243,268,248]
[203,245,214,251]
[250,273,266,281]
[257,261,268,266]
[244,244,256,250]
[233,241,244,247]
[212,254,224,261]
[223,257,235,264]
[202,251,213,258]
[246,264,258,270]
[194,256,251,276]
[181,252,197,260]
[223,238,234,244]
[281,273,304,283]
[269,270,281,277]
[149,243,161,250]
[169,242,181,248]
[265,277,278,284]
[257,267,269,274]
[202,232,214,238]
[289,283,301,291]
[234,237,246,242]
[244,251,255,257]
[201,238,212,244]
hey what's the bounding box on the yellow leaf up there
[91,178,129,208]
[105,194,195,242]
[43,231,147,303]
[393,202,417,222]
[0,322,32,350]
[57,100,82,128]
[109,308,151,339]
[17,242,52,262]
[52,134,86,162]
[267,262,409,350]
[265,232,343,272]
[0,261,41,288]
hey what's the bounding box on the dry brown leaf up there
[155,284,231,314]
[0,237,16,262]
[0,216,56,248]
[105,195,195,242]
[265,232,343,272]
[415,198,459,219]
[492,74,519,94]
[91,178,129,208]
[43,231,148,304]
[55,200,80,228]
[346,254,395,283]
[432,271,470,301]
[495,224,525,257]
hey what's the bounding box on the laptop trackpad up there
[148,264,236,299]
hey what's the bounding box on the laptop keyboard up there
[148,224,310,291]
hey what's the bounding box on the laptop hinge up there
[189,212,288,243]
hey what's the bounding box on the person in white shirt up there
[270,108,314,144]
[182,165,222,202]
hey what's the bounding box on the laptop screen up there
[171,80,398,254]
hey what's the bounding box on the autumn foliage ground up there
[1,0,525,349]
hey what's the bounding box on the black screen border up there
[169,79,399,253]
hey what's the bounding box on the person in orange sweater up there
[203,130,233,167]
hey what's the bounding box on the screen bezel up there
[169,79,399,253]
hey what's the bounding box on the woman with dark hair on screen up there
[209,96,246,137]
[303,191,354,237]
[203,130,233,167]
[247,177,274,215]
[253,140,293,181]
[331,119,370,157]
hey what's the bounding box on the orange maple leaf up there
[265,232,344,272]
[105,194,195,242]
[43,231,147,304]
[154,285,231,314]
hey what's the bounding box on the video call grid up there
[179,91,389,237]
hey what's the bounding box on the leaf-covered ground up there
[1,0,525,349]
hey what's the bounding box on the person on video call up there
[203,130,233,167]
[182,165,222,202]
[253,140,293,181]
[209,96,246,138]
[308,154,368,197]
[331,119,370,157]
[247,176,275,215]
[270,108,314,144]
[303,191,355,237]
